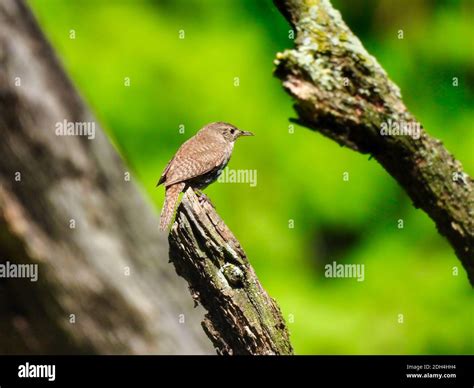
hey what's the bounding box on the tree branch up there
[169,188,293,355]
[0,0,210,354]
[273,0,474,285]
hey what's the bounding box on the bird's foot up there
[194,189,215,209]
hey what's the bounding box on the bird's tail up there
[159,182,185,231]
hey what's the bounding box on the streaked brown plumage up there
[158,122,253,230]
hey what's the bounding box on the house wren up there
[157,122,253,230]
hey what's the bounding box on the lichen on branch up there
[274,0,474,285]
[169,188,293,355]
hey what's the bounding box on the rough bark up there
[273,0,474,285]
[169,188,293,355]
[0,0,211,354]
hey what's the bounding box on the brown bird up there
[157,122,253,230]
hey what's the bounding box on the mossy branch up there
[168,188,293,355]
[274,0,474,285]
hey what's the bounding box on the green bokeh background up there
[29,0,473,354]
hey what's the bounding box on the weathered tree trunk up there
[0,0,211,354]
[169,189,293,355]
[274,0,474,285]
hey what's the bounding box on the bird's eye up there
[230,128,235,134]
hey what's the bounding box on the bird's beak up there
[239,130,254,137]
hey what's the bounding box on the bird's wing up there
[162,140,227,187]
[157,136,197,186]
[156,158,173,186]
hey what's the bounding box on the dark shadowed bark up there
[274,0,474,285]
[0,0,211,354]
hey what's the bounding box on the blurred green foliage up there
[29,0,473,354]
